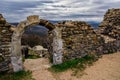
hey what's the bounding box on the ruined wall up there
[98,8,120,53]
[56,21,104,61]
[98,8,120,39]
[0,14,13,72]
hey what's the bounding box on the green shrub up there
[26,55,40,59]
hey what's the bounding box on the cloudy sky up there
[0,0,120,22]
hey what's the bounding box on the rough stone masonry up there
[0,14,13,72]
[98,8,120,53]
[55,21,104,61]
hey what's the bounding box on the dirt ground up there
[24,52,120,80]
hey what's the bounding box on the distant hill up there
[11,23,18,26]
[87,21,100,29]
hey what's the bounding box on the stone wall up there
[98,8,120,54]
[98,8,120,39]
[0,14,13,72]
[56,21,104,61]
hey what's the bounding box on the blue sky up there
[0,0,120,22]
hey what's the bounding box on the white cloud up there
[0,0,120,22]
[3,0,41,2]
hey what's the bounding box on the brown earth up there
[24,52,120,80]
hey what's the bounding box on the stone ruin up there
[98,8,120,53]
[98,8,120,39]
[55,21,104,60]
[0,8,120,73]
[0,14,13,72]
[32,45,49,58]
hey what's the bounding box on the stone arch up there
[11,15,63,72]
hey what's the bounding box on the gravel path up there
[24,52,120,80]
[80,52,120,80]
[24,58,55,80]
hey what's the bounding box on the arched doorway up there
[10,15,63,72]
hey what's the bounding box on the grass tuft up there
[49,55,97,72]
[0,70,35,80]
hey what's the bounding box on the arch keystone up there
[27,15,39,23]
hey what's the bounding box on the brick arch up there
[11,15,63,72]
